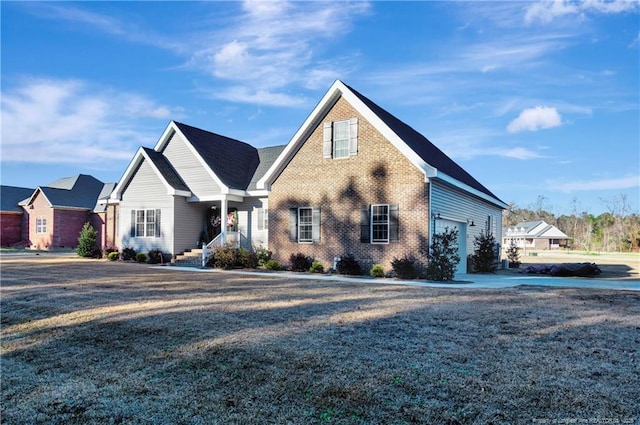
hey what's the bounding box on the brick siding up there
[0,213,24,246]
[269,96,430,271]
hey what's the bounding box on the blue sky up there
[1,1,638,216]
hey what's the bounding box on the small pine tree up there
[76,222,100,258]
[426,227,460,281]
[506,239,521,268]
[471,230,498,273]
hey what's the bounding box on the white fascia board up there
[257,81,344,190]
[140,149,191,197]
[431,172,508,209]
[26,188,53,208]
[110,147,145,201]
[246,189,269,197]
[187,194,244,203]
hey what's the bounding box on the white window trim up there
[371,204,390,244]
[36,217,47,234]
[135,209,158,238]
[298,207,313,243]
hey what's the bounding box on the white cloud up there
[507,106,562,133]
[1,78,180,164]
[501,147,545,160]
[525,0,640,24]
[550,176,640,192]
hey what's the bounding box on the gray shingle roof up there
[1,186,34,212]
[142,147,191,193]
[33,174,106,210]
[345,83,503,203]
[174,121,260,190]
[248,145,287,191]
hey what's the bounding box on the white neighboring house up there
[503,220,570,251]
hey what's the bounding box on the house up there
[258,80,507,274]
[109,121,285,257]
[0,185,34,246]
[18,174,115,250]
[503,220,570,251]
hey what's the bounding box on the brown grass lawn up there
[1,256,639,425]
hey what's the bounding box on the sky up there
[1,0,638,216]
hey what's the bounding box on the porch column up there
[220,197,228,244]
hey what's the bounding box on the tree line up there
[502,195,640,253]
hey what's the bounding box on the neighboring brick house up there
[503,220,570,251]
[18,175,115,250]
[258,80,506,274]
[0,185,34,246]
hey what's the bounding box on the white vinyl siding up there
[162,131,223,197]
[119,160,174,254]
[431,181,503,268]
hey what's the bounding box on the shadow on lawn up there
[1,258,639,424]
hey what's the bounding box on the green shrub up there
[237,248,258,269]
[264,260,282,271]
[309,261,324,273]
[336,255,362,275]
[506,239,521,268]
[290,253,313,272]
[426,227,460,281]
[121,247,137,261]
[255,247,272,267]
[107,251,120,261]
[212,245,237,270]
[370,264,385,278]
[391,256,418,279]
[471,230,498,273]
[103,246,118,259]
[136,253,147,263]
[147,249,170,264]
[76,223,101,258]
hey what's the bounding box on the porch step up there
[171,249,204,267]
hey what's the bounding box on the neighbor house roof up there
[258,80,506,208]
[0,186,34,212]
[21,174,108,210]
[503,220,570,239]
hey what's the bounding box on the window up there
[257,208,268,231]
[289,207,320,243]
[36,217,47,234]
[323,118,358,159]
[298,208,313,242]
[131,209,161,237]
[332,120,350,158]
[361,204,399,244]
[371,204,389,243]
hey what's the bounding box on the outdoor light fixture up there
[469,220,476,227]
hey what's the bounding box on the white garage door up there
[434,219,467,276]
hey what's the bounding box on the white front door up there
[435,219,467,275]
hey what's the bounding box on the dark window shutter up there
[155,209,161,237]
[323,122,332,158]
[349,118,358,156]
[289,208,298,242]
[389,204,399,243]
[312,207,321,243]
[130,210,136,237]
[360,205,370,243]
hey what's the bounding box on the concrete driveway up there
[165,266,640,291]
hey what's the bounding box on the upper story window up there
[323,118,358,159]
[36,217,47,234]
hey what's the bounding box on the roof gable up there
[23,174,106,210]
[172,122,260,191]
[258,80,505,208]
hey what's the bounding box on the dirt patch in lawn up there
[1,257,639,424]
